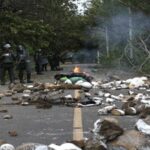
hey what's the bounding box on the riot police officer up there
[0,43,15,85]
[16,45,33,83]
[34,49,43,74]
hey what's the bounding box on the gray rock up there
[3,114,13,119]
[84,140,107,150]
[99,120,124,141]
[11,95,19,101]
[0,109,8,113]
[16,143,48,150]
[110,130,146,150]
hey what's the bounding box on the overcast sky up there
[73,0,91,14]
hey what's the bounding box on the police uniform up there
[0,44,15,85]
[34,49,43,74]
[16,45,32,83]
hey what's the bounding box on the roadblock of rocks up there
[1,74,150,149]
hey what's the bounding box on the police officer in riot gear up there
[34,49,43,74]
[16,45,33,83]
[0,43,15,85]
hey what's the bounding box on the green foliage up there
[0,0,88,54]
[0,12,55,53]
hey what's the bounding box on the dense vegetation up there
[85,0,150,72]
[0,0,88,53]
[0,0,150,72]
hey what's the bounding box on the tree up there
[85,0,150,72]
[0,0,88,54]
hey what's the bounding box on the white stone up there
[26,85,34,89]
[135,93,144,100]
[23,90,31,94]
[111,95,120,100]
[141,100,150,105]
[126,77,147,89]
[21,102,29,106]
[65,95,73,99]
[136,119,150,135]
[92,119,101,133]
[104,93,111,98]
[93,97,103,105]
[128,90,134,95]
[64,79,72,84]
[120,84,128,89]
[0,144,15,150]
[91,81,99,88]
[3,115,13,119]
[22,94,30,98]
[98,91,104,97]
[85,92,91,97]
[98,105,116,115]
[106,98,115,103]
[48,143,81,150]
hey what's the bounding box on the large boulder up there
[99,120,124,141]
[84,140,107,150]
[110,130,146,150]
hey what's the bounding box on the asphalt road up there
[0,64,99,146]
[0,64,138,146]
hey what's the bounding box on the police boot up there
[27,73,33,83]
[19,72,25,83]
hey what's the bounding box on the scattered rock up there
[103,117,119,125]
[104,93,111,98]
[99,120,124,141]
[11,95,19,101]
[110,130,146,149]
[22,94,31,100]
[98,105,116,115]
[48,143,81,150]
[0,144,15,150]
[111,109,125,116]
[84,140,107,150]
[85,92,91,98]
[21,102,29,106]
[98,91,104,97]
[16,143,48,150]
[23,90,31,94]
[0,109,8,113]
[106,98,115,103]
[5,92,13,97]
[8,131,18,137]
[122,100,136,110]
[9,83,25,93]
[124,107,137,115]
[26,85,34,90]
[135,119,150,135]
[3,115,13,119]
[139,106,150,118]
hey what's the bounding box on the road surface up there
[0,64,137,146]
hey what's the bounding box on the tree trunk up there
[128,7,133,59]
[97,50,100,64]
[105,26,110,57]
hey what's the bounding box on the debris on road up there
[49,143,82,150]
[136,119,150,135]
[8,131,18,137]
[0,109,8,113]
[1,69,150,149]
[3,114,13,120]
[0,144,15,150]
